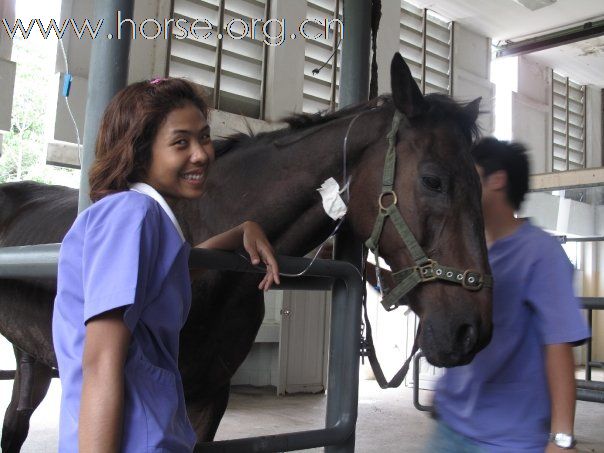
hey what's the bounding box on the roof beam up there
[530,167,604,191]
[495,19,604,58]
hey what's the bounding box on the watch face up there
[553,433,574,448]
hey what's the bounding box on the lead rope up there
[360,258,421,388]
[360,259,423,389]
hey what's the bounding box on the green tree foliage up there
[0,33,79,186]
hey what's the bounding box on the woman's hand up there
[241,221,280,291]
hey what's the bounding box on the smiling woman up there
[51,77,280,452]
[88,79,210,201]
[144,105,214,202]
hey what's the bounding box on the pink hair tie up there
[150,77,167,85]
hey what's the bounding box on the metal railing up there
[0,244,364,452]
[411,297,604,412]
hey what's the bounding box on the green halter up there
[364,110,493,312]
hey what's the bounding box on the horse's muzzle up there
[419,313,491,368]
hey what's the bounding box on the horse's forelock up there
[423,93,481,144]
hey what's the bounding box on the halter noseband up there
[364,110,492,312]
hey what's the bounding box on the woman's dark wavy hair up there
[471,137,530,210]
[88,78,208,202]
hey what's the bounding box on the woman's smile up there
[144,103,215,201]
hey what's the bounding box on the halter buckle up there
[462,269,483,291]
[378,191,398,211]
[416,260,437,282]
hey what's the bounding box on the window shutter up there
[303,0,342,113]
[552,71,586,171]
[169,0,268,119]
[400,1,452,95]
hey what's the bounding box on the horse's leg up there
[1,347,53,453]
[188,382,231,442]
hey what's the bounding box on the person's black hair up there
[471,137,529,210]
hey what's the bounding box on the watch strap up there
[548,432,576,449]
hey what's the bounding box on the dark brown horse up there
[0,54,492,451]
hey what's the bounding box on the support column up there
[78,0,134,211]
[327,0,371,452]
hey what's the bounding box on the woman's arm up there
[195,221,280,290]
[545,342,577,453]
[79,308,131,453]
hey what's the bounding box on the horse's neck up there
[187,108,389,255]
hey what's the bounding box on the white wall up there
[47,0,172,151]
[511,56,551,174]
[375,0,402,97]
[586,85,603,169]
[512,55,603,174]
[452,24,494,134]
[263,1,306,121]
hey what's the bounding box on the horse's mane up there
[213,93,480,157]
[213,95,390,157]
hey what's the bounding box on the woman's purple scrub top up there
[53,183,197,452]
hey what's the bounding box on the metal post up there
[78,0,134,212]
[329,0,341,112]
[213,0,226,110]
[586,309,593,381]
[328,1,371,451]
[259,0,271,119]
[420,9,427,95]
[338,0,371,108]
[565,76,570,171]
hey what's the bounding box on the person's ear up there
[486,170,507,191]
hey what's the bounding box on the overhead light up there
[511,0,557,11]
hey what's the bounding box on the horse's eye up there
[422,176,443,192]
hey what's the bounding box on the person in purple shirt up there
[425,138,590,452]
[52,78,280,452]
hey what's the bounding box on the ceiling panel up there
[407,0,604,86]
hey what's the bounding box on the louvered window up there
[169,0,269,119]
[400,1,452,95]
[552,71,586,171]
[303,0,342,113]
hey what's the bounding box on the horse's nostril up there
[457,324,477,355]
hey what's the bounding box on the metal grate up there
[400,1,452,95]
[552,71,586,172]
[169,0,269,119]
[302,0,342,114]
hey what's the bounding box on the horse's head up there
[349,53,492,367]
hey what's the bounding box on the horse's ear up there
[464,97,482,124]
[391,53,426,117]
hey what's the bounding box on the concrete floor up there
[1,375,603,452]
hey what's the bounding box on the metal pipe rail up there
[576,389,604,404]
[578,297,604,392]
[0,244,363,452]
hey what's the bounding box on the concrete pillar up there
[452,23,494,134]
[375,0,401,96]
[264,0,306,121]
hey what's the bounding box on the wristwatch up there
[549,432,576,449]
